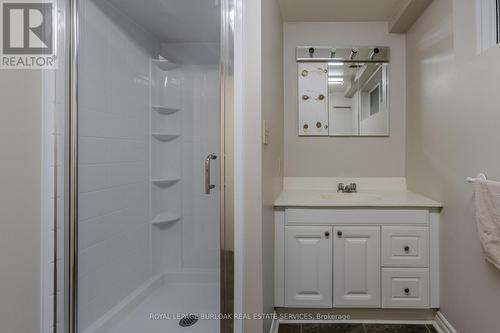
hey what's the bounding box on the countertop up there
[274,189,443,208]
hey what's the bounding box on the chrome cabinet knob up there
[337,231,342,237]
[404,246,410,253]
[325,231,330,238]
[404,288,410,295]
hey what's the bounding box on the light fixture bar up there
[296,46,390,63]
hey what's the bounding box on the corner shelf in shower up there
[152,105,181,115]
[152,59,179,71]
[151,210,181,226]
[152,133,180,142]
[151,178,180,187]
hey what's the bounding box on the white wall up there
[77,0,158,329]
[330,92,356,135]
[284,22,406,177]
[406,1,500,332]
[0,70,42,333]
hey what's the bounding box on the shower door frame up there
[66,0,235,332]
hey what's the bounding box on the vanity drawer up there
[382,268,429,308]
[382,226,429,267]
[286,208,429,225]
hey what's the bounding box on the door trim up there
[220,0,235,331]
[68,0,79,332]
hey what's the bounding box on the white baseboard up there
[270,312,279,333]
[433,311,458,333]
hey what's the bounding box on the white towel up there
[475,178,500,269]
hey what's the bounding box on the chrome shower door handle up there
[205,153,217,194]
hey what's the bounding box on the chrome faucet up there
[337,182,357,193]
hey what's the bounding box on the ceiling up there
[107,0,220,43]
[277,0,405,22]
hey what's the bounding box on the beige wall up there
[0,71,42,332]
[406,0,500,332]
[261,0,284,332]
[284,22,406,177]
[242,0,263,331]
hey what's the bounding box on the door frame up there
[219,0,236,332]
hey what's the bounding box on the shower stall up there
[59,0,234,332]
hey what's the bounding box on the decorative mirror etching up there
[297,46,390,137]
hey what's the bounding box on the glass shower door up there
[72,0,225,332]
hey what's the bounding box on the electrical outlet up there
[262,120,270,145]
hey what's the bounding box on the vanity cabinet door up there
[285,226,333,307]
[333,226,380,307]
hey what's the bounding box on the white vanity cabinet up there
[274,207,440,309]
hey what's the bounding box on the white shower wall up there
[150,64,220,275]
[77,0,158,330]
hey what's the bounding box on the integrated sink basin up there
[319,193,382,202]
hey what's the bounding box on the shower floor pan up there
[108,281,219,333]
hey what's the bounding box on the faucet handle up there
[337,183,344,192]
[350,183,357,192]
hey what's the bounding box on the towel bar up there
[466,173,487,183]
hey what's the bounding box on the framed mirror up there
[297,46,390,137]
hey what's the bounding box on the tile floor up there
[278,323,438,333]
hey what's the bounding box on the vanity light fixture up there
[308,47,315,57]
[349,48,358,60]
[368,47,380,60]
[328,62,344,66]
[296,46,389,63]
